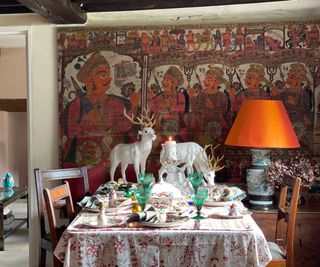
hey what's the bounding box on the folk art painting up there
[58,22,320,186]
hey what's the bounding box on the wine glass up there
[192,188,208,220]
[188,172,204,194]
[138,173,154,189]
[133,187,152,211]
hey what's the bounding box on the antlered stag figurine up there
[201,144,225,186]
[160,142,224,186]
[109,108,156,182]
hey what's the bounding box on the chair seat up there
[268,242,285,260]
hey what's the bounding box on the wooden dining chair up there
[267,174,301,267]
[43,181,75,267]
[34,167,89,267]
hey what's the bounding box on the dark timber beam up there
[17,0,87,24]
[0,99,27,112]
[76,0,288,12]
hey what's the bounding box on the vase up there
[2,172,14,190]
[246,149,274,210]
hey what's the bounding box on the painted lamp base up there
[246,149,274,210]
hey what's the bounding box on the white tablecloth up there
[54,209,272,267]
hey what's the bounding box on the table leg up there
[0,204,4,251]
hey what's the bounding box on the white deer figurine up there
[160,142,224,186]
[200,144,225,186]
[109,109,156,182]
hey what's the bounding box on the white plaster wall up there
[0,111,27,188]
[0,48,27,98]
[29,24,59,267]
[0,46,28,188]
[0,111,9,174]
[7,112,28,188]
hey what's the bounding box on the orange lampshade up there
[225,100,300,148]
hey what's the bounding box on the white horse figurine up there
[109,109,156,182]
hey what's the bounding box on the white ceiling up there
[86,0,320,26]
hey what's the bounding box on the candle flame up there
[169,136,172,141]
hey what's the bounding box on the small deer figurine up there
[201,144,225,186]
[109,108,156,182]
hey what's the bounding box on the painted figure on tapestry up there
[283,63,313,144]
[148,66,187,143]
[243,64,271,99]
[213,29,223,50]
[62,52,132,180]
[190,65,229,143]
[306,25,320,48]
[186,30,196,51]
[271,62,313,145]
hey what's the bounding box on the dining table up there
[54,201,272,267]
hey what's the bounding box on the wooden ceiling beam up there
[17,0,87,24]
[0,99,26,112]
[76,0,287,12]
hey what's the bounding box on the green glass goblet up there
[137,173,154,189]
[134,187,152,211]
[188,172,204,194]
[124,188,133,198]
[192,188,208,220]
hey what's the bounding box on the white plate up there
[138,218,189,228]
[204,200,235,207]
[83,218,123,228]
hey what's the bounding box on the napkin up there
[78,195,132,210]
[222,187,246,202]
[126,206,159,223]
[96,183,115,195]
[77,195,102,209]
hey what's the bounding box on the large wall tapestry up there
[58,22,320,189]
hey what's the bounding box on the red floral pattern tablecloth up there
[54,212,272,267]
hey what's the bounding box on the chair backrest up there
[43,181,75,249]
[275,173,301,267]
[34,167,89,237]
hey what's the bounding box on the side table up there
[251,202,320,267]
[0,186,28,251]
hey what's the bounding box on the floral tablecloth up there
[54,209,272,267]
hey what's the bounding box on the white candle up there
[165,136,177,161]
[165,136,176,146]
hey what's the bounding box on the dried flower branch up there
[265,156,320,190]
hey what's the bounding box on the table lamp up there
[225,100,300,210]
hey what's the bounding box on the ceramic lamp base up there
[246,149,274,210]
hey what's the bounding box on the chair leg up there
[40,248,46,267]
[53,255,63,267]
